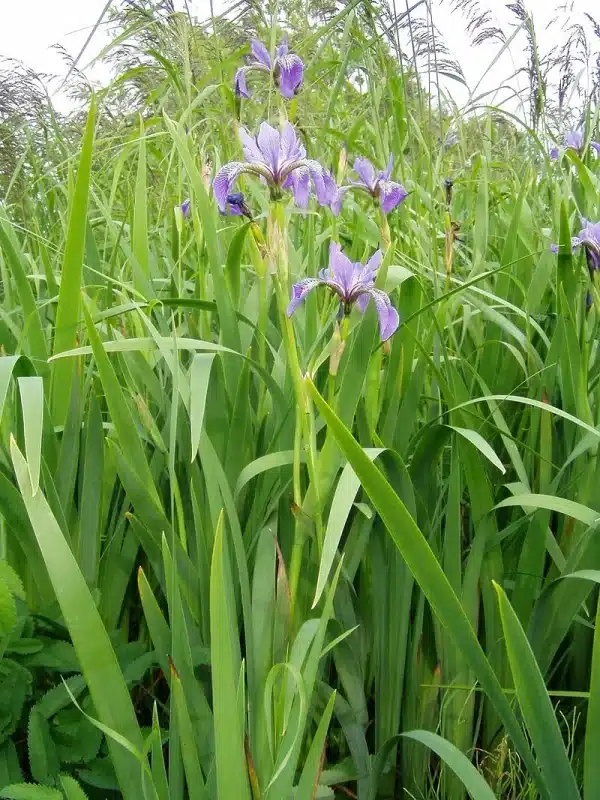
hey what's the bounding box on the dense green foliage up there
[2,1,600,798]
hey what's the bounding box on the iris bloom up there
[550,130,600,160]
[181,198,191,218]
[287,242,399,341]
[213,121,334,211]
[330,155,407,216]
[551,218,600,266]
[235,37,303,99]
[552,218,600,306]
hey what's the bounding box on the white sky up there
[1,0,599,116]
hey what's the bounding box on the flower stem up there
[267,201,322,621]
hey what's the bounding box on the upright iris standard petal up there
[327,241,356,295]
[330,185,348,217]
[257,122,282,173]
[280,121,306,163]
[550,146,559,161]
[239,126,265,164]
[276,35,289,58]
[308,164,337,207]
[382,154,394,180]
[353,157,377,190]
[287,242,399,341]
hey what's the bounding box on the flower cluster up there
[209,33,402,342]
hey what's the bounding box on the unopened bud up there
[337,143,348,182]
[329,324,346,376]
[201,161,212,192]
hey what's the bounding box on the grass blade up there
[494,581,579,799]
[51,96,96,426]
[304,376,547,797]
[10,436,144,798]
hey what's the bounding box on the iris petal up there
[213,162,246,211]
[353,157,376,190]
[234,67,250,98]
[289,167,310,208]
[383,153,394,180]
[379,180,408,213]
[239,127,265,164]
[276,35,289,58]
[328,241,356,296]
[287,278,321,316]
[308,162,336,207]
[257,122,281,174]
[251,39,271,68]
[360,288,400,341]
[280,121,305,164]
[565,130,584,150]
[330,185,349,216]
[277,54,303,98]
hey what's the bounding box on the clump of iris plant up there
[330,155,407,216]
[235,37,303,99]
[287,242,399,341]
[550,130,600,160]
[213,121,335,211]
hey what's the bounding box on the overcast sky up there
[1,0,599,117]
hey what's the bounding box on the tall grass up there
[1,1,600,798]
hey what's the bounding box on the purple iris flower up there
[181,198,191,218]
[330,155,407,216]
[287,242,399,341]
[551,218,600,266]
[235,36,303,99]
[550,130,600,160]
[552,218,600,307]
[213,121,335,211]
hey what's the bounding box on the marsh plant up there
[2,1,600,799]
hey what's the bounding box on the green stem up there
[267,201,322,619]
